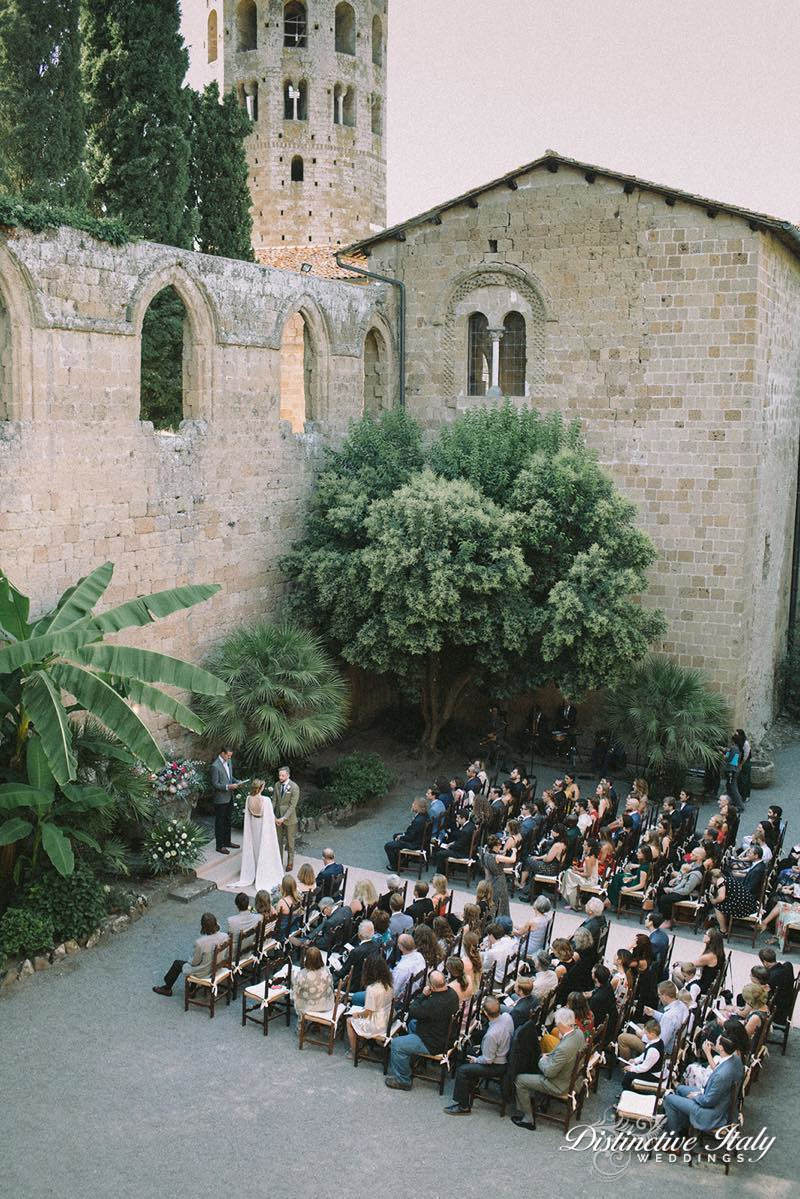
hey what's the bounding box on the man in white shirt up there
[618,979,688,1059]
[445,996,514,1114]
[227,893,261,940]
[482,923,516,976]
[391,934,426,997]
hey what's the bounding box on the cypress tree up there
[0,0,86,202]
[81,0,192,247]
[189,83,254,261]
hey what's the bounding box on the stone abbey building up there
[1,1,800,740]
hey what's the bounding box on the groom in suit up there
[211,748,242,854]
[274,765,300,871]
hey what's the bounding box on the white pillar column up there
[486,327,504,396]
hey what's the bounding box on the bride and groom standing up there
[211,750,300,892]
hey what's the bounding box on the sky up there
[384,0,800,227]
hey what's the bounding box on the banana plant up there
[0,563,227,875]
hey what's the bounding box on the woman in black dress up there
[708,867,759,934]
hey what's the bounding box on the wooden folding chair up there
[184,937,233,1018]
[444,828,480,887]
[351,997,396,1073]
[241,952,293,1036]
[528,1047,589,1133]
[398,821,433,880]
[231,920,264,999]
[408,1013,458,1094]
[766,966,800,1055]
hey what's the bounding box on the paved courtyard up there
[4,739,800,1199]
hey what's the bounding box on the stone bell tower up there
[183,0,388,252]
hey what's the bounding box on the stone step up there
[168,877,218,904]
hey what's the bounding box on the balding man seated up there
[315,847,345,898]
[444,995,514,1114]
[510,1006,586,1129]
[386,971,460,1091]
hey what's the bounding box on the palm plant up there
[194,621,349,771]
[0,563,226,876]
[605,654,731,794]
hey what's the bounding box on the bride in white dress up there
[233,779,284,893]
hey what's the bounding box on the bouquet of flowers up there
[143,818,208,875]
[148,759,207,806]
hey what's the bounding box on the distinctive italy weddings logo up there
[560,1108,776,1174]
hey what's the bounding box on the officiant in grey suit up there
[211,748,243,854]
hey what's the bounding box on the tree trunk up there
[420,655,472,752]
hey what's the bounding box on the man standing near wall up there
[210,747,242,854]
[274,765,300,871]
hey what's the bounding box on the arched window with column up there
[207,10,218,62]
[284,78,308,120]
[335,2,355,54]
[467,312,490,397]
[372,14,383,65]
[236,0,257,51]
[284,0,307,47]
[499,311,527,396]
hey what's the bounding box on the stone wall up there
[0,225,393,746]
[363,164,800,732]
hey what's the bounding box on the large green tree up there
[81,0,192,246]
[0,0,86,202]
[283,406,666,750]
[189,82,254,261]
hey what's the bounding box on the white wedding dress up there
[233,794,284,893]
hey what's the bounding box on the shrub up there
[321,752,395,812]
[0,907,55,957]
[142,818,207,875]
[23,865,108,944]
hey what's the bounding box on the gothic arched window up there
[236,0,258,52]
[335,3,356,54]
[284,1,307,47]
[467,313,490,396]
[499,311,527,396]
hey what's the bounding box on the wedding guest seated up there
[352,878,378,914]
[254,890,275,932]
[619,1019,664,1086]
[504,976,540,1028]
[315,848,345,897]
[384,798,429,870]
[346,954,394,1055]
[758,946,795,1022]
[481,922,516,975]
[413,923,441,971]
[646,910,670,973]
[301,896,353,952]
[386,970,460,1090]
[617,979,688,1059]
[589,964,617,1036]
[405,881,435,922]
[292,946,335,1016]
[296,863,317,896]
[513,895,552,956]
[152,912,230,997]
[554,929,595,1001]
[510,1006,586,1129]
[377,875,405,914]
[372,909,393,948]
[228,892,261,938]
[531,951,559,1000]
[430,874,452,919]
[444,995,514,1113]
[391,933,427,997]
[461,931,484,990]
[574,897,607,948]
[670,961,702,1005]
[275,874,303,936]
[662,1030,745,1136]
[433,811,477,874]
[389,892,413,937]
[445,955,473,1006]
[656,848,707,925]
[332,920,381,992]
[433,916,455,963]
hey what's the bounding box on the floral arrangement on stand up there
[150,759,207,805]
[143,818,208,875]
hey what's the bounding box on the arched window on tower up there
[140,287,188,430]
[334,2,355,54]
[280,311,317,431]
[499,311,527,396]
[284,78,307,120]
[363,328,389,414]
[371,94,382,136]
[342,86,355,127]
[372,14,383,65]
[467,312,490,396]
[290,155,304,182]
[284,0,307,47]
[236,0,258,52]
[207,10,218,62]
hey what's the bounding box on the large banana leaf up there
[90,583,221,635]
[75,738,136,765]
[123,678,205,733]
[0,624,98,673]
[25,733,55,796]
[0,783,54,814]
[41,821,74,876]
[71,644,226,695]
[0,572,30,640]
[22,672,77,785]
[44,562,115,634]
[48,662,164,770]
[0,816,33,845]
[60,783,115,811]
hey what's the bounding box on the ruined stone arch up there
[129,262,217,424]
[441,265,549,400]
[360,311,395,413]
[275,296,331,431]
[0,244,35,421]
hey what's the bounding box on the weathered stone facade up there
[0,226,393,742]
[353,158,800,732]
[181,0,387,251]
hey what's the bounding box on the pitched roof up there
[343,151,800,263]
[254,244,368,280]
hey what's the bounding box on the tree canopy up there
[283,406,666,749]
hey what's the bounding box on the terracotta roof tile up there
[254,244,368,280]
